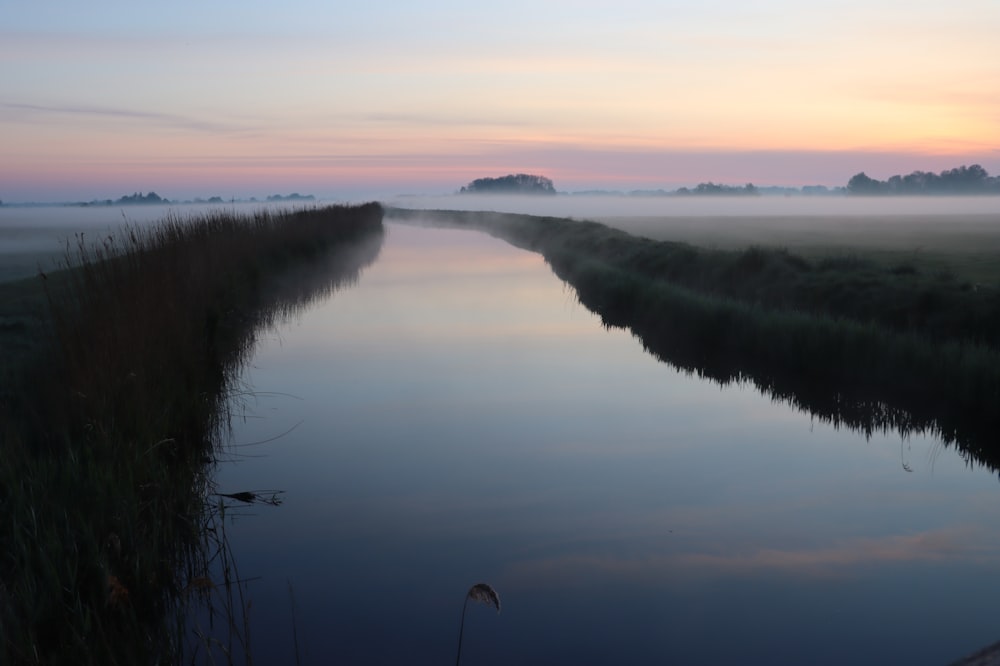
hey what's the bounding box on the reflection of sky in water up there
[217,223,1000,665]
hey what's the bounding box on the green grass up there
[596,213,1000,285]
[1,203,384,664]
[388,207,1000,470]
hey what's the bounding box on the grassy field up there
[0,203,384,664]
[0,274,53,370]
[595,213,1000,285]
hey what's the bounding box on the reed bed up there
[0,203,384,664]
[389,207,1000,470]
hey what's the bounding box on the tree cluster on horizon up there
[847,164,1000,195]
[675,182,758,196]
[460,173,557,195]
[462,164,1000,198]
[65,191,319,207]
[266,193,315,202]
[117,191,169,205]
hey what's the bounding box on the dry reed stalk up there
[455,583,500,666]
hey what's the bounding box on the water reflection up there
[219,223,1000,665]
[184,222,385,664]
[392,208,1000,474]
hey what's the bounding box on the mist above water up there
[386,194,1000,264]
[386,193,1000,218]
[4,195,999,283]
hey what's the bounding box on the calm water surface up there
[213,221,1000,665]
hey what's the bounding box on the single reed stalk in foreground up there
[455,583,501,666]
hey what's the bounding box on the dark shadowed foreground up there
[0,203,384,664]
[951,641,1000,666]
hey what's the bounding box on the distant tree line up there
[266,193,315,202]
[74,192,318,207]
[847,164,1000,195]
[116,191,169,204]
[675,182,758,196]
[460,174,557,195]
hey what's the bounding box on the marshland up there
[0,202,385,663]
[2,197,1000,664]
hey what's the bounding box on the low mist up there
[4,195,999,283]
[386,194,1000,260]
[386,192,1000,218]
[0,201,320,282]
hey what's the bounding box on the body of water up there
[207,221,1000,665]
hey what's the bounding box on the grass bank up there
[0,203,384,664]
[389,207,1000,470]
[594,213,1000,286]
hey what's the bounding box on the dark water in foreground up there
[212,222,1000,665]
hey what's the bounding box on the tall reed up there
[455,583,501,666]
[0,203,384,664]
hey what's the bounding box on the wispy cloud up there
[363,112,530,128]
[1,102,249,134]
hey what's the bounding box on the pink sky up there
[3,1,999,201]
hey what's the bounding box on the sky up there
[2,0,999,201]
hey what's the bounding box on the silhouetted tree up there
[116,191,168,204]
[848,164,999,195]
[847,172,885,195]
[939,164,990,192]
[267,193,316,202]
[460,174,556,194]
[680,182,759,196]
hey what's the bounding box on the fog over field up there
[3,196,1000,284]
[388,195,1000,276]
[0,201,302,282]
[387,193,1000,217]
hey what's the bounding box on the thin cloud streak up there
[2,102,252,135]
[363,112,531,128]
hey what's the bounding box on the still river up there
[210,220,1000,665]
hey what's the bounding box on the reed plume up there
[455,583,500,666]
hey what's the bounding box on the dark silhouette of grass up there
[389,207,1000,472]
[0,203,384,664]
[455,583,501,666]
